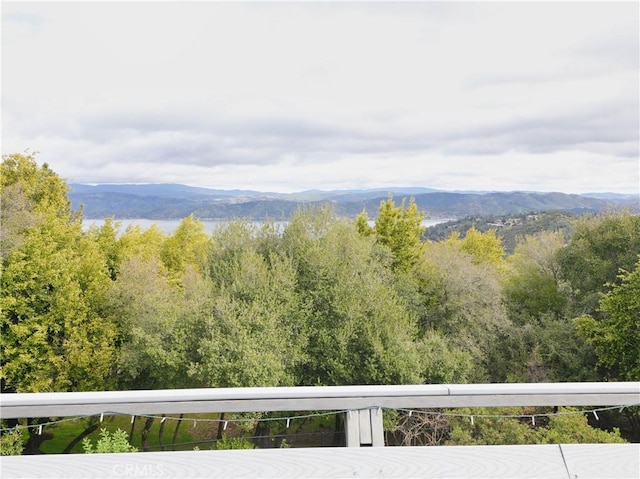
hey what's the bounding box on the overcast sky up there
[2,1,639,194]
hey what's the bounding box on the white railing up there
[2,383,639,479]
[2,382,639,447]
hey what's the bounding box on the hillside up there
[424,211,578,253]
[69,183,638,220]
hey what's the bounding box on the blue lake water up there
[83,218,451,234]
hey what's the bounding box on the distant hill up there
[424,211,578,253]
[68,183,638,220]
[69,183,270,198]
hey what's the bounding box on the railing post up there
[371,407,384,447]
[345,408,385,447]
[345,410,360,447]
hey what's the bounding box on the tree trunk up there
[216,413,226,440]
[141,417,155,452]
[158,415,166,451]
[23,419,50,454]
[129,416,136,444]
[171,414,184,451]
[62,422,99,453]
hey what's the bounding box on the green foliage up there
[82,428,138,453]
[107,252,211,390]
[161,214,211,281]
[558,211,640,316]
[1,157,117,393]
[495,231,596,383]
[420,240,510,377]
[0,428,24,456]
[419,331,474,383]
[118,223,166,262]
[447,408,625,445]
[212,434,256,450]
[283,208,423,385]
[1,152,72,220]
[489,316,597,383]
[575,258,640,380]
[355,209,374,236]
[2,156,638,447]
[193,239,304,387]
[534,409,625,444]
[503,232,568,323]
[85,218,122,280]
[447,408,535,445]
[190,219,307,388]
[359,195,425,273]
[458,227,505,266]
[0,182,40,261]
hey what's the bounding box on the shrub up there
[82,428,138,453]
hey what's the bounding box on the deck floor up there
[2,443,639,478]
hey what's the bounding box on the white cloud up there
[2,1,638,193]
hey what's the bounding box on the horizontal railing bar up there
[3,394,639,420]
[1,383,638,419]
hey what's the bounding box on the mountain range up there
[69,183,639,220]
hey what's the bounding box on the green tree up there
[495,232,592,383]
[558,211,640,316]
[161,214,211,281]
[418,330,474,384]
[1,152,72,220]
[1,156,116,393]
[503,232,568,323]
[447,408,536,445]
[118,223,166,262]
[575,258,640,381]
[85,218,122,280]
[1,152,71,261]
[1,155,118,454]
[284,207,422,386]
[356,195,425,273]
[106,247,213,391]
[420,240,510,379]
[458,227,504,266]
[193,242,304,388]
[0,182,39,261]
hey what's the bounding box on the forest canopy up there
[1,153,639,451]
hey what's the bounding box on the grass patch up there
[38,413,226,454]
[32,410,342,453]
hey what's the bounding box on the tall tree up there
[420,240,510,380]
[575,258,640,381]
[285,207,423,386]
[457,227,504,266]
[195,249,304,387]
[1,155,117,397]
[85,218,122,280]
[1,152,71,219]
[106,255,184,389]
[191,220,305,388]
[496,232,592,383]
[503,232,568,323]
[161,214,211,282]
[558,211,640,316]
[356,195,425,273]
